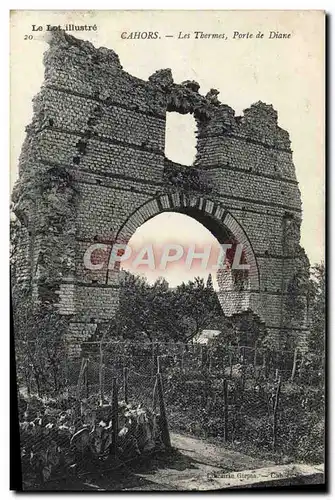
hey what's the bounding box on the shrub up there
[19,394,162,489]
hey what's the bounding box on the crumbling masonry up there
[12,31,311,352]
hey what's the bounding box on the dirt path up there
[46,432,274,491]
[126,432,274,491]
[44,433,322,491]
[171,432,273,469]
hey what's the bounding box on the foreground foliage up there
[18,393,163,489]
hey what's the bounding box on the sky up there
[120,212,222,288]
[10,10,325,287]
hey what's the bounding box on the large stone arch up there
[12,31,310,350]
[110,193,262,322]
[114,193,257,280]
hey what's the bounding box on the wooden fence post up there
[241,347,246,391]
[26,367,31,397]
[272,376,281,452]
[151,342,156,376]
[76,358,87,403]
[155,372,171,448]
[264,349,269,378]
[152,356,160,411]
[85,359,89,399]
[253,341,258,370]
[223,378,229,442]
[275,351,279,376]
[291,348,298,382]
[299,352,305,381]
[111,377,118,456]
[152,375,158,412]
[199,345,203,367]
[63,356,69,398]
[99,348,105,405]
[123,367,128,404]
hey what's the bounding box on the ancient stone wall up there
[12,31,310,350]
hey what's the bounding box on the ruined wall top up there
[46,29,123,69]
[44,30,291,151]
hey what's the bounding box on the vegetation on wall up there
[163,160,213,193]
[11,93,78,303]
[307,262,325,354]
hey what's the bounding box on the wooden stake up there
[275,351,279,375]
[264,350,269,378]
[99,345,105,405]
[111,377,118,456]
[123,367,128,404]
[85,359,89,399]
[229,345,233,378]
[299,352,305,381]
[223,379,229,442]
[272,377,281,451]
[254,341,258,369]
[291,348,298,382]
[200,345,205,368]
[152,376,158,411]
[241,347,246,391]
[151,342,156,376]
[76,358,86,403]
[156,373,171,448]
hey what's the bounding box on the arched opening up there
[164,112,197,165]
[115,211,247,342]
[118,210,252,310]
[108,194,259,317]
[101,195,261,337]
[120,211,222,288]
[111,206,256,344]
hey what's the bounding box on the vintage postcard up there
[10,10,325,491]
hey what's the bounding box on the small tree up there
[12,291,68,397]
[307,262,325,355]
[206,273,214,290]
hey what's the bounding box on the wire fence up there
[15,339,325,489]
[15,339,324,395]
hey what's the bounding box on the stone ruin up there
[12,31,311,352]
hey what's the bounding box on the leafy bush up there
[19,393,162,489]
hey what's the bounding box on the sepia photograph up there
[10,9,325,491]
